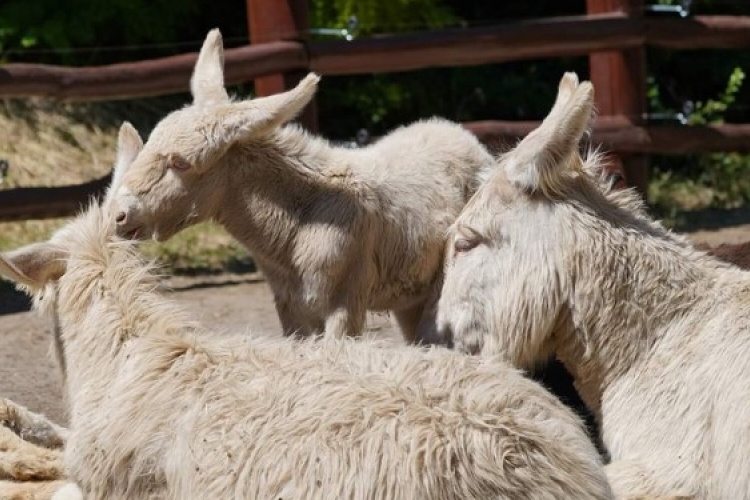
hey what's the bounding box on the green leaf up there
[19,34,36,48]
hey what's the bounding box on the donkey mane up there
[49,202,198,345]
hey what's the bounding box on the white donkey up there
[429,72,739,500]
[109,29,495,341]
[0,122,613,500]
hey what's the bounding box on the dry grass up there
[0,100,118,189]
[0,97,253,274]
[0,98,117,253]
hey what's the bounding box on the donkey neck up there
[555,223,723,418]
[216,125,364,269]
[57,229,195,412]
[237,124,355,185]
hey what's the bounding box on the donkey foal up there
[109,29,495,341]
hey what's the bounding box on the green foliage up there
[0,0,199,64]
[2,0,750,219]
[317,58,587,140]
[310,0,459,36]
[0,0,250,65]
[313,0,588,139]
[688,67,745,126]
[649,67,750,215]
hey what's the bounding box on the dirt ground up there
[2,223,750,427]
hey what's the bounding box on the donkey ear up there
[110,122,143,193]
[547,72,579,121]
[504,79,595,196]
[217,72,320,145]
[0,242,67,291]
[253,72,320,129]
[191,28,230,106]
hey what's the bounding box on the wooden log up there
[464,118,750,155]
[649,16,750,50]
[587,0,648,195]
[309,13,642,75]
[309,15,750,76]
[246,0,307,95]
[0,174,111,222]
[1,15,749,101]
[5,119,750,222]
[0,42,307,101]
[246,0,318,131]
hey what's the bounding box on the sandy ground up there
[1,224,749,427]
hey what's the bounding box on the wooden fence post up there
[246,0,318,132]
[587,0,648,195]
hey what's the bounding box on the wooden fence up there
[0,0,749,221]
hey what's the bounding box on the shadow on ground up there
[0,281,31,315]
[667,205,750,233]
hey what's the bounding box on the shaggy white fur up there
[433,72,745,500]
[109,29,495,341]
[0,123,613,500]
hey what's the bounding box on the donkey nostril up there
[115,212,127,224]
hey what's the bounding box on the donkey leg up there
[411,276,448,346]
[0,428,64,482]
[393,302,428,344]
[0,399,67,449]
[274,296,313,338]
[323,300,366,339]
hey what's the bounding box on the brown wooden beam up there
[649,15,750,49]
[246,0,300,96]
[0,42,307,101]
[0,173,111,222]
[5,119,750,222]
[246,0,318,132]
[310,15,750,76]
[1,15,750,101]
[587,0,648,195]
[464,118,750,155]
[310,13,641,75]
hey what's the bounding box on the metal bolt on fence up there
[310,15,359,41]
[646,100,694,125]
[644,0,692,18]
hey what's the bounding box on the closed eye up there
[454,237,478,254]
[168,155,191,172]
[453,226,482,256]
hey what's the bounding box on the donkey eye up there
[454,237,478,254]
[169,156,191,171]
[453,227,481,255]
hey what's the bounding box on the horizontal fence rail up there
[0,174,111,222]
[2,117,750,222]
[2,12,750,222]
[1,15,749,101]
[309,14,643,75]
[0,41,307,101]
[465,117,750,155]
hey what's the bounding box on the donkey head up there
[111,29,319,242]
